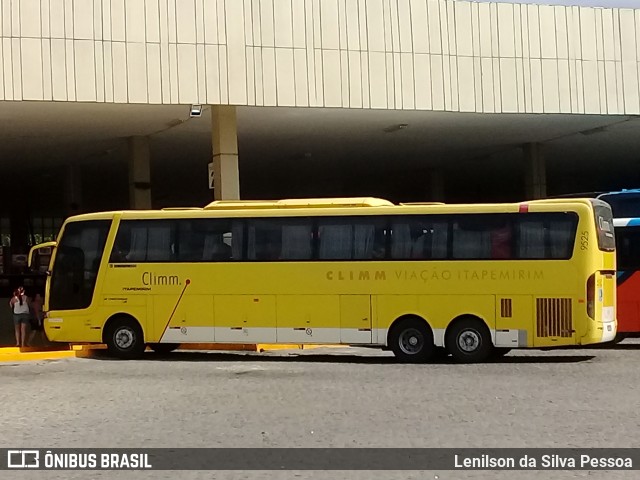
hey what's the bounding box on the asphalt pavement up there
[1,342,639,480]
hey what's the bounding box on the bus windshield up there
[49,220,111,310]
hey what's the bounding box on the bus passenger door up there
[340,295,372,344]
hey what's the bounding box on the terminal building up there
[0,0,639,283]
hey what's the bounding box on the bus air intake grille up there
[500,298,512,318]
[536,298,572,337]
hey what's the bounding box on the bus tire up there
[148,343,180,354]
[105,317,145,359]
[446,318,493,363]
[389,318,434,363]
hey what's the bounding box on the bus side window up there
[110,224,133,263]
[281,224,313,260]
[353,224,376,259]
[110,242,128,263]
[318,224,352,260]
[517,220,545,259]
[390,223,412,259]
[548,220,574,258]
[390,219,448,260]
[516,214,577,260]
[202,235,232,261]
[145,223,175,262]
[452,218,492,259]
[490,224,512,259]
[248,220,282,261]
[318,218,385,260]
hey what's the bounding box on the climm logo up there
[142,272,180,286]
[326,270,387,281]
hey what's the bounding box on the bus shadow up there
[482,355,596,364]
[423,355,596,364]
[87,350,399,364]
[86,350,596,364]
[583,343,640,350]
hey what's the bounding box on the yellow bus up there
[29,197,616,363]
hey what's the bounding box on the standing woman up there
[10,286,30,347]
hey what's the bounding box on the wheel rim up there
[458,329,481,353]
[114,327,135,350]
[398,328,424,355]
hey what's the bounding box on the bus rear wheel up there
[148,343,180,354]
[389,318,434,363]
[105,318,145,359]
[446,318,493,363]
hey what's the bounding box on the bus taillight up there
[586,273,596,319]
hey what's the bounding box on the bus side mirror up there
[28,241,57,270]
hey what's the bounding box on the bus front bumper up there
[44,318,103,343]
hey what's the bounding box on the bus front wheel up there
[105,318,145,359]
[389,318,434,363]
[446,318,493,363]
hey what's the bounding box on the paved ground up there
[1,342,639,480]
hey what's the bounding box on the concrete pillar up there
[65,164,83,215]
[211,105,240,200]
[524,143,546,199]
[128,136,152,209]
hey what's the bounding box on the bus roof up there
[203,197,394,209]
[526,198,598,206]
[62,197,601,223]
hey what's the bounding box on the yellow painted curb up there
[300,344,348,350]
[0,347,22,354]
[175,343,257,351]
[72,344,107,351]
[0,346,73,353]
[0,348,77,362]
[257,344,348,351]
[257,344,303,351]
